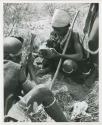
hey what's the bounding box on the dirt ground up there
[28,64,98,122]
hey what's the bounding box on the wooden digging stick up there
[50,11,80,89]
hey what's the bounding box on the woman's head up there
[4,36,23,63]
[51,9,70,36]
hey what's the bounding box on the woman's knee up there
[62,59,78,74]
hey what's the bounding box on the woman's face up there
[52,25,69,37]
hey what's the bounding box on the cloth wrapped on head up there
[52,9,70,27]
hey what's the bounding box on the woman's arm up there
[59,41,83,61]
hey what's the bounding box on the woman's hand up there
[39,48,60,59]
[49,48,60,59]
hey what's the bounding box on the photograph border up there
[0,0,102,124]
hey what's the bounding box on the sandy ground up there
[30,64,98,122]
